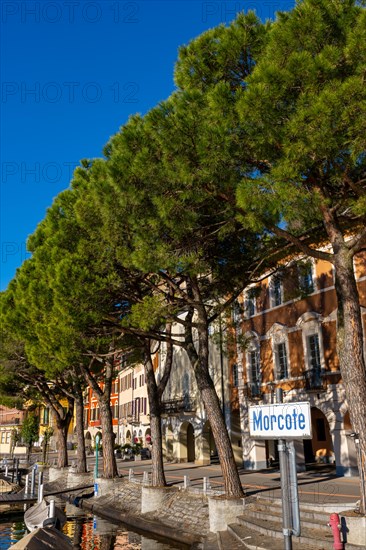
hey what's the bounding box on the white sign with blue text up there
[249,402,312,440]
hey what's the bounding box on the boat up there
[12,526,72,549]
[24,499,67,532]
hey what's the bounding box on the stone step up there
[254,496,336,522]
[235,514,362,550]
[236,514,337,549]
[218,530,246,549]
[245,503,331,531]
[202,533,220,550]
[228,523,327,550]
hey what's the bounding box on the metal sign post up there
[288,440,300,537]
[249,391,310,550]
[276,388,293,550]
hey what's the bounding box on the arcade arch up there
[178,421,195,463]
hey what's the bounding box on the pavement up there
[89,456,361,507]
[21,450,362,507]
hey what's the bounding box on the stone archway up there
[85,431,92,452]
[165,424,174,461]
[178,421,195,463]
[304,407,334,465]
[125,430,131,444]
[145,428,151,446]
[200,421,217,466]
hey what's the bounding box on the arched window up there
[245,332,261,396]
[296,312,325,389]
[268,323,290,380]
[270,275,283,307]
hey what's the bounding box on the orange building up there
[84,371,120,451]
[231,252,366,475]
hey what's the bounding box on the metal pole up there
[288,441,300,537]
[38,482,44,503]
[354,438,366,515]
[37,471,43,503]
[183,475,190,489]
[203,477,210,493]
[15,458,19,484]
[30,467,36,496]
[24,474,29,495]
[49,499,55,519]
[276,387,292,550]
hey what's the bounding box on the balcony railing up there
[0,417,21,426]
[161,398,195,415]
[304,369,323,390]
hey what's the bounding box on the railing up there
[126,415,140,425]
[161,399,195,415]
[0,417,21,426]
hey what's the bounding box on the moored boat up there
[24,499,67,532]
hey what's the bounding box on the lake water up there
[0,504,185,549]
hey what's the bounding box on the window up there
[245,289,256,318]
[249,350,261,396]
[232,364,239,387]
[43,408,49,425]
[276,342,288,379]
[305,334,322,388]
[270,276,283,307]
[308,334,321,371]
[232,300,242,323]
[299,262,314,294]
[297,313,325,389]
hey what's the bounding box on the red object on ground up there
[328,513,343,550]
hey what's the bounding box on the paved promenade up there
[88,456,361,507]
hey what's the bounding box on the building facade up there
[232,252,366,475]
[83,356,151,451]
[157,324,234,466]
[0,406,26,456]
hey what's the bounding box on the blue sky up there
[1,0,293,290]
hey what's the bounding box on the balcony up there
[0,417,21,426]
[161,398,196,416]
[304,369,324,390]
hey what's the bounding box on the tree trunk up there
[145,353,166,486]
[334,248,366,514]
[192,350,244,497]
[99,400,118,478]
[74,391,87,474]
[56,421,69,469]
[186,282,244,498]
